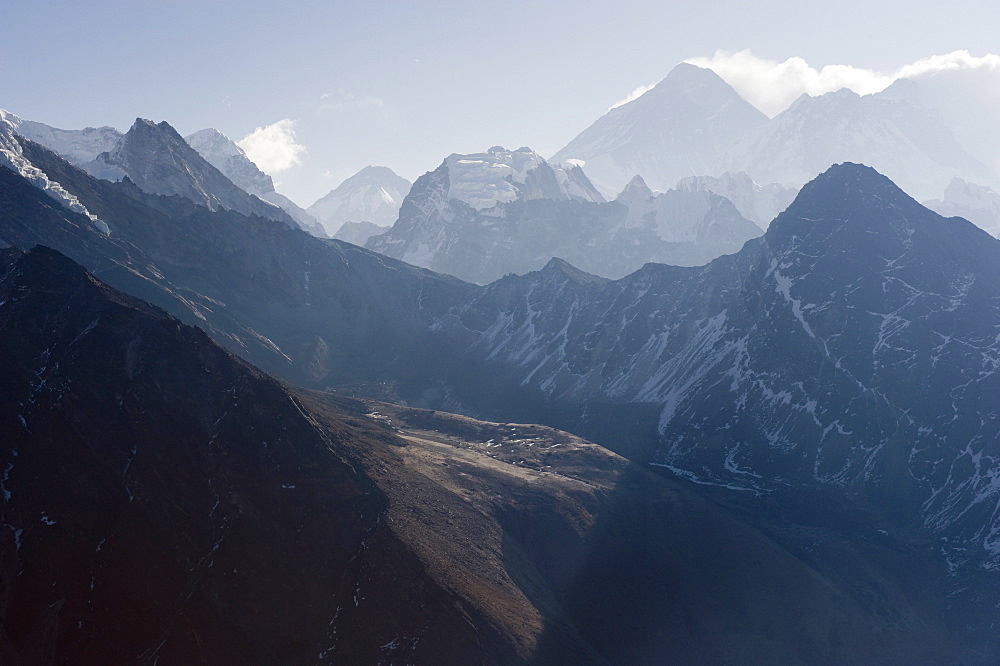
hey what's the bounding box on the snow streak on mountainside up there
[0,111,108,234]
[0,139,476,390]
[550,63,770,196]
[307,166,412,236]
[435,163,1000,575]
[367,150,760,284]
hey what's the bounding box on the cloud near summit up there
[237,119,306,174]
[673,49,1000,117]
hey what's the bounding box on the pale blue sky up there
[2,0,997,205]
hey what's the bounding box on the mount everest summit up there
[550,63,769,198]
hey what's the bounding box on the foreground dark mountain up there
[0,247,506,663]
[2,246,963,663]
[299,392,964,665]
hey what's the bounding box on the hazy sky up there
[2,0,998,206]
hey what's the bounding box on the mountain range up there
[551,62,1000,231]
[718,84,999,202]
[6,68,1000,661]
[7,127,1000,583]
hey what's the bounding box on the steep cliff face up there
[185,127,275,196]
[185,128,326,236]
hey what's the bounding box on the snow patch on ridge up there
[444,146,604,210]
[445,147,546,210]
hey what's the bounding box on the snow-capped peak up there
[184,128,274,196]
[307,165,412,235]
[444,146,604,210]
[444,146,545,210]
[616,175,655,204]
[186,128,247,160]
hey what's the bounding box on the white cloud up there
[895,50,1000,79]
[237,119,306,174]
[682,49,1000,117]
[609,83,656,111]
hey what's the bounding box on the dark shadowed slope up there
[0,246,513,664]
[298,393,965,665]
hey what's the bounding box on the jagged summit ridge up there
[615,175,655,204]
[717,86,1000,202]
[81,118,300,228]
[367,146,760,284]
[443,145,605,211]
[0,109,122,165]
